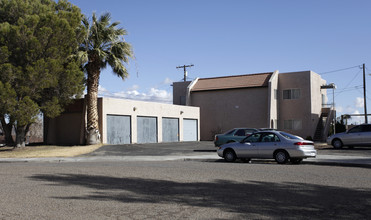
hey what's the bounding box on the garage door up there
[137,116,157,143]
[107,115,131,144]
[183,119,198,141]
[162,118,179,142]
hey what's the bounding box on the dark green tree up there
[78,13,133,144]
[0,0,85,147]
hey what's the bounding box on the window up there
[234,129,246,136]
[244,133,261,143]
[283,89,300,99]
[348,126,362,133]
[363,125,371,132]
[261,133,280,142]
[284,120,302,130]
[280,132,303,140]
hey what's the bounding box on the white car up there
[217,130,316,164]
[327,124,371,148]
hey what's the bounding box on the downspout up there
[186,77,199,106]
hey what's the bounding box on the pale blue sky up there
[69,0,371,123]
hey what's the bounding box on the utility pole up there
[363,63,368,123]
[176,64,194,82]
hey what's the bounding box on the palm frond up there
[78,12,133,79]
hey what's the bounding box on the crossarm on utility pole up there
[176,64,194,82]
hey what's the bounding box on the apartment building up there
[173,70,333,140]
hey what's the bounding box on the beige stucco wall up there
[100,97,200,143]
[278,71,326,138]
[310,71,327,136]
[190,87,269,140]
[45,97,200,145]
[268,70,279,129]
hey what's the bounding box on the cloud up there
[98,85,112,96]
[161,77,173,85]
[96,78,173,104]
[112,88,172,103]
[355,97,364,108]
[127,84,139,91]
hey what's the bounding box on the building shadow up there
[29,173,371,219]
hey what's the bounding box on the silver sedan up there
[217,130,316,164]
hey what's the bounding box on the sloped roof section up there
[191,72,273,92]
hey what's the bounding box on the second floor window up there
[284,119,302,130]
[283,89,300,99]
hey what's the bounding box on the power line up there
[319,65,362,75]
[334,85,363,97]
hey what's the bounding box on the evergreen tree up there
[0,0,85,147]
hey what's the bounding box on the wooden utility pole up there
[176,64,194,82]
[363,63,368,123]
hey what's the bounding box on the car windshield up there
[279,132,303,140]
[223,129,236,135]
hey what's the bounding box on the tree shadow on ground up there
[29,173,371,219]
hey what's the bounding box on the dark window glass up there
[283,90,291,99]
[280,132,303,140]
[244,129,256,135]
[234,129,245,136]
[348,126,362,133]
[261,133,280,142]
[244,133,261,143]
[363,125,371,132]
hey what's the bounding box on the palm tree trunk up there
[86,57,101,145]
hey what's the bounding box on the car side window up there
[261,133,280,142]
[348,126,362,133]
[244,133,261,143]
[362,125,371,132]
[245,129,256,134]
[234,129,246,136]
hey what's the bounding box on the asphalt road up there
[1,142,371,219]
[1,159,371,219]
[84,141,371,157]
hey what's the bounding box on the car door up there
[255,133,281,159]
[360,125,371,145]
[237,133,260,158]
[342,126,363,145]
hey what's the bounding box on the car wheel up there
[274,150,289,164]
[224,149,237,162]
[291,158,303,164]
[332,139,343,149]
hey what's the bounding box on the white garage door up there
[162,118,179,142]
[183,119,198,141]
[137,116,157,143]
[106,115,131,144]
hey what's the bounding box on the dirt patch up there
[0,144,103,158]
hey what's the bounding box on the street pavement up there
[1,141,371,167]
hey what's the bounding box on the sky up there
[69,0,371,124]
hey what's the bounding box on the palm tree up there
[78,13,133,144]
